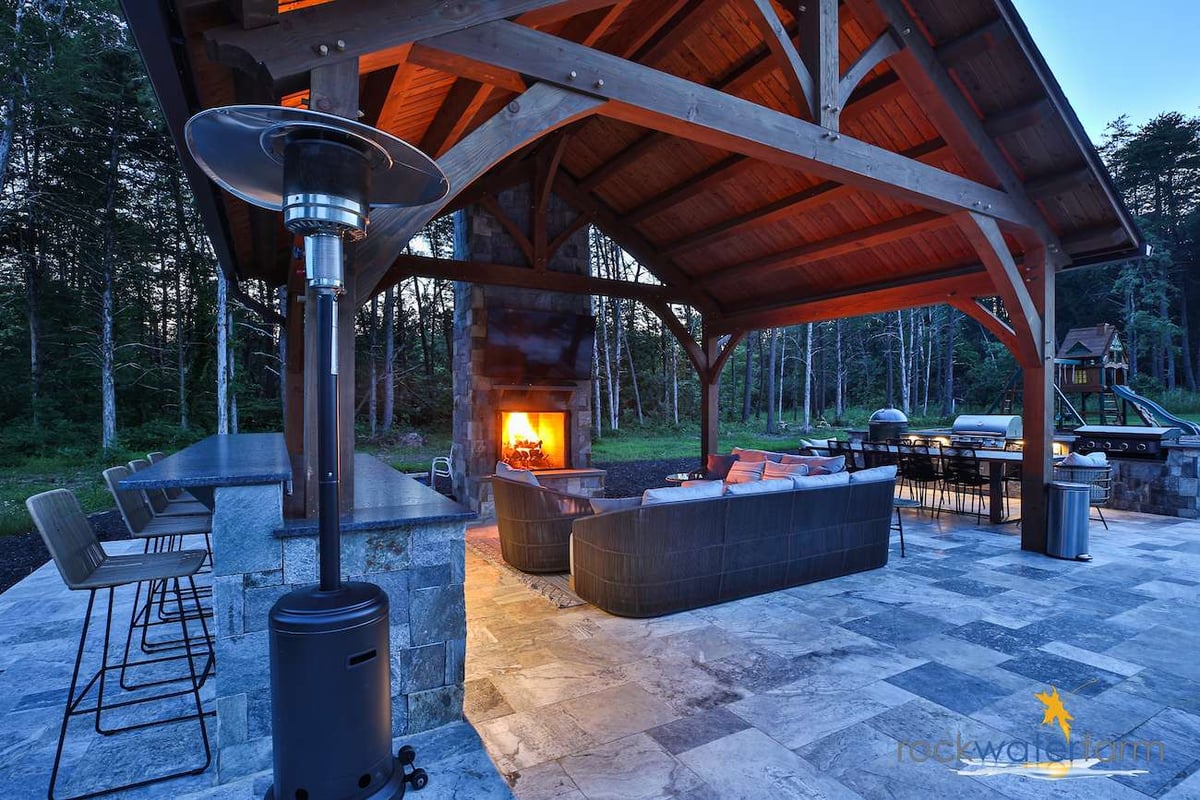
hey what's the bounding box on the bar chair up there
[895,443,942,510]
[26,489,212,800]
[940,446,988,523]
[127,459,211,518]
[146,451,200,503]
[102,466,213,664]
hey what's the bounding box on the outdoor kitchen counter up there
[118,431,291,508]
[276,453,474,536]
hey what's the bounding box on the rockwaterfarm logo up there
[897,685,1163,780]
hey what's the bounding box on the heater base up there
[265,750,429,800]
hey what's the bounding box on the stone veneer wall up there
[210,483,466,783]
[1108,443,1200,518]
[451,185,594,512]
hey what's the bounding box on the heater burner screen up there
[501,411,567,470]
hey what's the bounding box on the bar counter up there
[120,433,473,784]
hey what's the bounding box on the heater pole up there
[315,284,342,592]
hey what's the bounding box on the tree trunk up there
[897,311,910,413]
[381,287,396,433]
[765,328,778,433]
[803,323,814,432]
[835,319,844,421]
[98,117,122,451]
[216,268,229,435]
[368,294,378,438]
[941,307,956,416]
[0,0,25,196]
[741,333,754,423]
[592,295,603,438]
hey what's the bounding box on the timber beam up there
[954,210,1042,365]
[710,265,997,333]
[206,0,601,81]
[845,0,1064,259]
[740,0,816,119]
[646,301,706,377]
[354,82,605,305]
[951,297,1019,355]
[421,21,1038,228]
[796,0,839,128]
[372,254,689,306]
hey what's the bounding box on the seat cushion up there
[790,471,851,490]
[849,465,898,483]
[589,496,642,514]
[779,454,845,474]
[731,447,786,463]
[642,481,726,505]
[763,461,810,481]
[725,461,766,483]
[496,460,540,486]
[726,478,794,495]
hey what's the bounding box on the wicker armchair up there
[492,476,593,573]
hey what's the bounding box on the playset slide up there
[1111,384,1200,435]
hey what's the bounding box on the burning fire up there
[501,411,565,470]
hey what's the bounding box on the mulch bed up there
[0,459,699,595]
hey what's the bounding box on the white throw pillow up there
[642,481,726,505]
[725,461,766,484]
[849,465,898,484]
[496,460,539,486]
[790,471,851,490]
[726,478,795,495]
[1061,451,1108,467]
[763,461,810,481]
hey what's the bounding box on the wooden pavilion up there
[121,0,1145,553]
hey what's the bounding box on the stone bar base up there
[476,467,606,518]
[1110,442,1200,518]
[210,483,466,783]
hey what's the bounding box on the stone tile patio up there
[3,506,1200,798]
[464,509,1200,799]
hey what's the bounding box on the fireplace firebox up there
[499,411,568,470]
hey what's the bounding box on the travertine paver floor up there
[0,537,513,800]
[464,510,1200,800]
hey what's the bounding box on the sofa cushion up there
[589,496,642,514]
[704,453,739,480]
[682,479,723,489]
[850,465,898,483]
[726,478,795,496]
[642,481,726,506]
[790,471,851,490]
[731,447,786,463]
[495,460,539,486]
[778,454,845,474]
[763,461,810,481]
[725,461,766,483]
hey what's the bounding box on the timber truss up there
[125,0,1146,551]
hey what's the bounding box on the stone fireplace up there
[451,185,605,514]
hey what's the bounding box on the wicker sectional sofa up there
[569,474,896,617]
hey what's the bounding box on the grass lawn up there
[0,452,137,538]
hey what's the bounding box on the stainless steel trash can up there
[1048,481,1092,561]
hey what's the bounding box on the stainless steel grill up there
[1073,425,1181,460]
[949,414,1023,450]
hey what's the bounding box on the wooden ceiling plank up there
[376,253,688,306]
[954,210,1041,363]
[1025,165,1092,200]
[375,45,418,131]
[423,21,1035,227]
[665,138,947,256]
[845,0,1064,259]
[935,17,1006,68]
[701,210,948,286]
[624,0,704,62]
[354,82,605,304]
[420,78,493,158]
[982,97,1054,138]
[206,0,578,81]
[516,0,629,29]
[407,43,527,92]
[738,0,815,118]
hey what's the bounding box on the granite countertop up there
[119,432,291,490]
[277,453,474,537]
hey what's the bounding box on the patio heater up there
[184,105,447,799]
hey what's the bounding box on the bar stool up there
[146,451,200,502]
[26,489,212,800]
[127,459,211,518]
[891,497,917,557]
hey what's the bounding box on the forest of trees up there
[2,1,1199,464]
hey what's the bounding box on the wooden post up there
[700,332,721,460]
[1020,248,1054,553]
